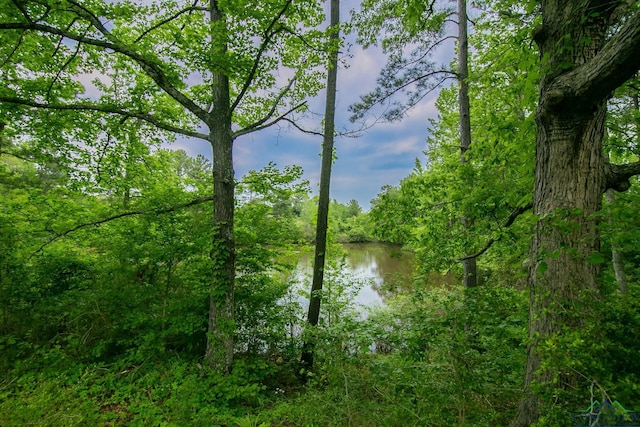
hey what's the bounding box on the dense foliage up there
[2,0,640,426]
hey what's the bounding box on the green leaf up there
[585,251,605,265]
[538,261,548,274]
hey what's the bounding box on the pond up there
[291,242,416,308]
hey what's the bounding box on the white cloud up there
[75,71,111,99]
[170,137,210,159]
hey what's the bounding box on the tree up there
[368,3,538,284]
[369,182,419,245]
[603,75,640,294]
[301,0,340,371]
[456,0,476,287]
[236,162,310,245]
[345,199,362,217]
[234,164,311,358]
[0,0,327,372]
[512,3,640,425]
[350,0,455,123]
[351,0,483,287]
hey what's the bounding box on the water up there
[292,242,416,308]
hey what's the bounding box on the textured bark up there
[300,0,340,371]
[512,3,640,426]
[513,100,607,427]
[457,0,476,288]
[204,0,235,373]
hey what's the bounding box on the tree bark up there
[300,0,340,371]
[205,0,235,373]
[512,3,640,425]
[457,0,477,288]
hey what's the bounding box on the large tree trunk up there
[512,2,640,425]
[300,0,340,371]
[457,0,477,288]
[513,89,607,427]
[205,0,235,373]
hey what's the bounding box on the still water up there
[292,242,416,308]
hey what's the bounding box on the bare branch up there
[350,70,455,122]
[32,195,214,256]
[280,24,320,52]
[407,35,456,69]
[234,76,297,134]
[47,26,88,100]
[279,117,324,137]
[606,160,640,191]
[458,238,496,261]
[0,29,26,68]
[65,0,117,40]
[233,101,306,138]
[263,113,373,139]
[0,95,208,140]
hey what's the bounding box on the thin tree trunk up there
[205,0,235,373]
[606,189,627,294]
[457,0,476,288]
[123,140,132,208]
[300,0,340,371]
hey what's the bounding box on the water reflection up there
[293,243,416,308]
[342,243,414,283]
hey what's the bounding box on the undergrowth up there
[1,284,532,427]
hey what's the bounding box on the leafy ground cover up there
[1,282,531,427]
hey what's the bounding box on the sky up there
[167,4,453,211]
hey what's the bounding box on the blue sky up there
[53,1,452,211]
[175,44,447,210]
[169,4,454,210]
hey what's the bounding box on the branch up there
[458,201,533,261]
[544,7,640,110]
[0,29,26,69]
[233,101,306,138]
[350,69,455,122]
[230,0,293,112]
[280,117,324,136]
[134,4,208,43]
[70,0,210,122]
[606,160,640,191]
[47,26,88,100]
[0,96,208,140]
[32,195,214,256]
[407,35,457,69]
[282,117,373,139]
[9,0,31,22]
[0,21,210,123]
[233,76,297,134]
